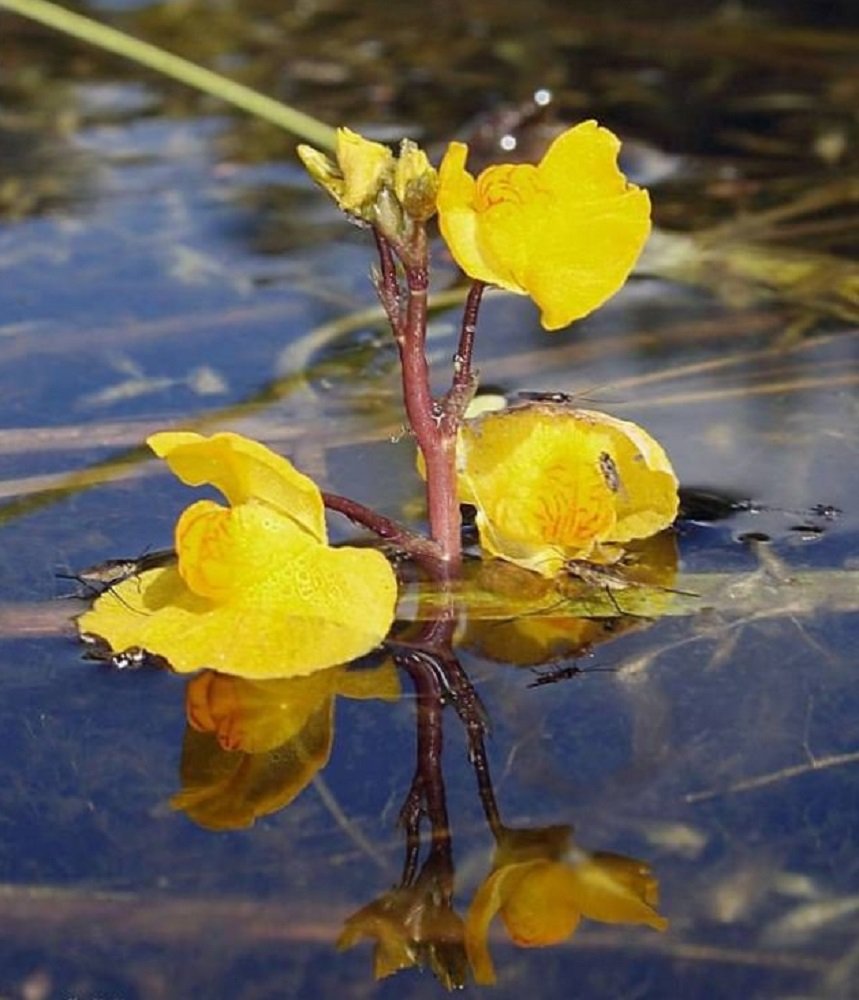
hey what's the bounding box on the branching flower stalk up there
[297,129,495,572]
[371,224,482,571]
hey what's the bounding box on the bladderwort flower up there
[437,120,651,330]
[78,431,398,679]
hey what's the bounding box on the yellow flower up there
[457,403,678,576]
[172,663,399,830]
[466,827,667,985]
[436,120,651,330]
[298,126,394,216]
[77,431,398,679]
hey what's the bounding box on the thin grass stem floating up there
[0,0,336,149]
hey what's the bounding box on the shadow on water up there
[0,0,857,997]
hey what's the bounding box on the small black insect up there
[528,661,617,688]
[59,548,176,597]
[517,390,576,404]
[597,451,623,494]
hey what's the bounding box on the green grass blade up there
[0,0,337,149]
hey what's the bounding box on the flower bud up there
[395,139,439,222]
[336,127,395,213]
[298,128,395,222]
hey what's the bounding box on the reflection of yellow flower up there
[437,120,651,330]
[457,404,678,576]
[467,827,667,985]
[338,885,467,990]
[77,432,398,679]
[173,662,399,829]
[461,534,680,665]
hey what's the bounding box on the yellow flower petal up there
[174,500,317,600]
[394,139,439,221]
[437,142,501,288]
[457,404,678,576]
[79,431,399,677]
[78,537,397,678]
[437,120,651,330]
[148,431,326,542]
[296,143,344,201]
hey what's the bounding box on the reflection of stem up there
[465,714,505,841]
[394,609,458,884]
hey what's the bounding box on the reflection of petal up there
[499,862,582,946]
[172,697,333,830]
[460,535,679,666]
[337,892,418,980]
[568,851,668,931]
[338,884,467,988]
[466,831,667,985]
[184,664,400,755]
[466,864,532,985]
[174,663,400,829]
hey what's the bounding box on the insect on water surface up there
[516,390,578,404]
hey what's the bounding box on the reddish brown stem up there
[322,491,443,570]
[443,280,485,429]
[402,269,461,570]
[372,228,401,329]
[373,228,462,570]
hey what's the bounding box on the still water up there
[0,1,857,997]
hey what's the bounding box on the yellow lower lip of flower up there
[78,545,397,679]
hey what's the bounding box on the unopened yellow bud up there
[298,129,395,220]
[373,186,405,242]
[395,139,439,221]
[297,143,346,202]
[335,127,395,214]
